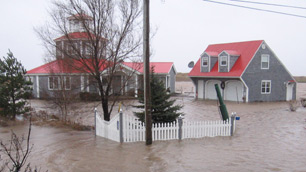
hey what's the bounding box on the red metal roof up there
[27,59,109,74]
[54,32,96,41]
[67,14,93,20]
[189,40,263,77]
[205,51,219,56]
[27,60,174,75]
[123,62,174,74]
[224,50,240,56]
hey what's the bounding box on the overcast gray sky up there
[1,0,306,75]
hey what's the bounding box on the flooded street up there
[1,83,306,171]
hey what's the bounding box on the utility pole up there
[143,0,152,145]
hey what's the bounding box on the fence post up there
[119,109,123,143]
[230,112,236,136]
[94,108,97,136]
[178,115,183,140]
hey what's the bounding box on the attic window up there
[261,54,269,69]
[202,57,208,67]
[220,56,227,66]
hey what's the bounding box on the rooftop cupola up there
[68,14,93,33]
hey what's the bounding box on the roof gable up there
[204,51,218,57]
[27,59,109,74]
[54,32,107,41]
[123,62,175,74]
[189,40,263,77]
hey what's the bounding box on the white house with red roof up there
[189,40,296,102]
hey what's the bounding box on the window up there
[49,76,59,90]
[73,20,80,32]
[85,43,92,55]
[71,42,78,55]
[49,76,71,90]
[64,76,71,90]
[220,56,227,66]
[261,54,269,69]
[25,76,33,88]
[25,76,32,83]
[261,80,271,94]
[202,57,208,67]
[56,42,62,57]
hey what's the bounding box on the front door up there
[112,75,122,95]
[286,83,294,101]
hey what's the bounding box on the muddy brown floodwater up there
[1,83,306,172]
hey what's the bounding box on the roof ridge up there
[209,40,263,46]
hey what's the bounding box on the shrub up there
[289,100,299,112]
[80,92,100,101]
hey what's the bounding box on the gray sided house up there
[26,14,176,99]
[26,61,176,99]
[188,40,296,102]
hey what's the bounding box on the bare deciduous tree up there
[0,119,40,172]
[36,0,143,121]
[40,60,80,122]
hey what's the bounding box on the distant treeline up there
[176,73,191,82]
[294,76,306,83]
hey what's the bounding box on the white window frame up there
[25,76,33,88]
[64,76,71,90]
[202,57,208,67]
[49,76,71,90]
[71,42,78,56]
[220,56,227,66]
[261,54,270,69]
[48,76,60,90]
[261,80,271,94]
[25,76,33,83]
[85,43,92,55]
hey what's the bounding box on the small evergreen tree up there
[0,51,32,119]
[134,70,183,123]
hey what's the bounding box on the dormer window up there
[202,57,208,67]
[261,54,269,69]
[220,56,227,66]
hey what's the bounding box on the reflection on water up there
[1,98,306,171]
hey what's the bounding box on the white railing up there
[95,110,235,143]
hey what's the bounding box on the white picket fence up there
[182,120,232,139]
[95,112,120,142]
[95,110,235,143]
[123,115,180,142]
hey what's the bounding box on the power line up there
[202,0,306,19]
[227,0,306,10]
